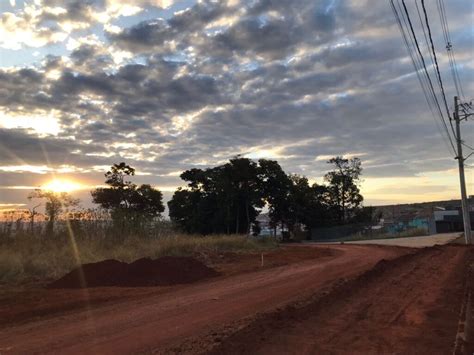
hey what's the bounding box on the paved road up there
[315,233,462,248]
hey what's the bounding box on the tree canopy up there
[324,156,363,224]
[91,163,164,228]
[168,156,366,235]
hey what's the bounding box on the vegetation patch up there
[0,234,277,284]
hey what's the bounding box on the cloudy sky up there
[0,0,473,212]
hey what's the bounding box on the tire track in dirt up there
[0,245,405,354]
[206,245,470,355]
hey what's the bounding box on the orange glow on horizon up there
[41,179,83,193]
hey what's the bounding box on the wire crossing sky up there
[0,0,473,210]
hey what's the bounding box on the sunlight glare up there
[42,179,82,192]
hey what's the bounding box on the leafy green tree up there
[324,156,363,224]
[28,190,80,234]
[91,163,164,228]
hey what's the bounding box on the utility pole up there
[454,95,472,244]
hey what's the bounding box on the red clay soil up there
[48,256,219,288]
[0,245,337,328]
[205,245,472,355]
[203,245,338,276]
[0,244,406,354]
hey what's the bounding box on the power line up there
[399,0,457,153]
[419,0,457,141]
[390,0,455,155]
[462,142,474,152]
[436,0,466,100]
[391,0,473,244]
[420,0,452,121]
[413,0,458,147]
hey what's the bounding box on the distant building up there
[254,213,282,237]
[375,198,474,235]
[432,209,474,233]
[310,201,473,241]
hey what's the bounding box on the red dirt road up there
[209,245,471,354]
[0,245,405,354]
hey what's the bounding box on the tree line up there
[168,156,366,235]
[27,156,371,236]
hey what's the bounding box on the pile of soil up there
[48,256,219,289]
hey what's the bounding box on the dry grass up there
[0,233,278,284]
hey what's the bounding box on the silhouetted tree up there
[227,157,264,234]
[28,190,79,234]
[169,157,264,234]
[324,156,363,224]
[258,159,292,235]
[91,163,164,229]
[169,156,366,236]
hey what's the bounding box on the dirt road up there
[339,232,461,248]
[0,245,405,354]
[209,245,471,354]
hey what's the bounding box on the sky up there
[0,0,473,213]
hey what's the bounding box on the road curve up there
[0,245,406,354]
[211,245,469,354]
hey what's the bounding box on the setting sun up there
[42,179,82,193]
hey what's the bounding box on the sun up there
[42,179,82,193]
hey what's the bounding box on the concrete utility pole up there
[454,95,472,244]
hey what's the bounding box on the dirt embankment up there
[0,244,403,354]
[204,245,472,355]
[0,245,337,328]
[48,256,219,288]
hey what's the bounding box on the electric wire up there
[390,0,456,156]
[414,0,457,140]
[420,0,452,121]
[437,0,466,100]
[399,0,457,153]
[419,0,457,140]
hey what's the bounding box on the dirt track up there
[0,244,471,354]
[208,245,471,354]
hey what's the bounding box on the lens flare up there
[42,179,82,192]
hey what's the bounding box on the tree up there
[324,156,363,224]
[258,159,292,235]
[28,190,79,234]
[27,203,41,234]
[91,163,164,228]
[168,157,264,234]
[227,156,264,234]
[172,167,227,234]
[169,156,367,236]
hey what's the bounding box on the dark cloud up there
[0,128,100,166]
[0,0,473,202]
[108,20,170,52]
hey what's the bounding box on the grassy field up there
[0,232,278,284]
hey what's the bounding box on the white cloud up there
[0,110,61,136]
[0,9,67,49]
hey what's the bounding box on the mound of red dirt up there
[48,256,219,289]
